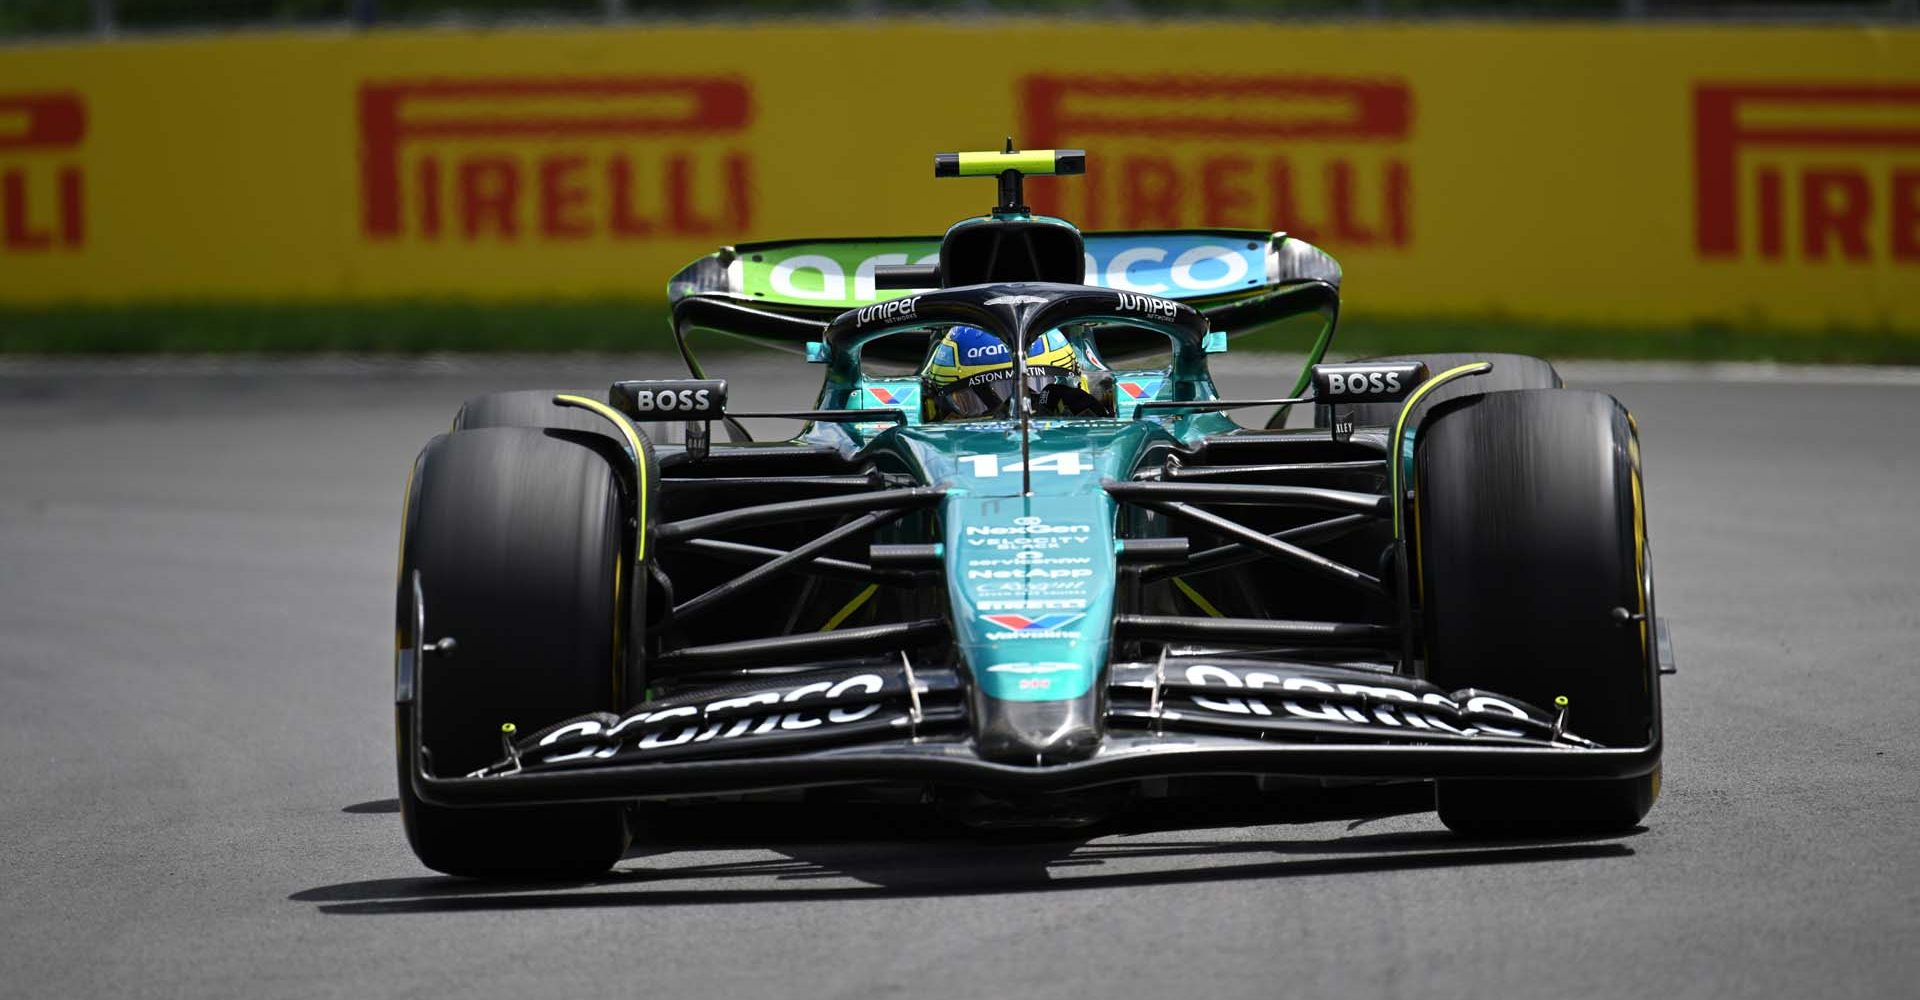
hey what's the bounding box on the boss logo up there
[1310,362,1427,405]
[633,388,710,412]
[612,379,726,420]
[1328,370,1401,395]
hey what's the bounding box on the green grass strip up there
[2,299,1918,363]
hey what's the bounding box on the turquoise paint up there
[790,258,1313,706]
[877,420,1172,702]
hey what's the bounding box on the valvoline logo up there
[981,612,1084,633]
[1118,379,1163,401]
[868,386,906,405]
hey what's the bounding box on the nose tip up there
[976,700,1102,765]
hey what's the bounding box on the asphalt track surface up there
[2,354,1917,999]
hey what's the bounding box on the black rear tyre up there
[395,427,632,878]
[1312,352,1561,428]
[1415,389,1658,836]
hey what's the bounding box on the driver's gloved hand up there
[1040,383,1111,418]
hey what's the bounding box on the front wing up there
[405,657,1661,808]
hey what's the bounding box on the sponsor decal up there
[967,553,1093,567]
[983,294,1051,306]
[1695,82,1920,264]
[1311,361,1424,403]
[980,612,1085,633]
[613,379,727,419]
[867,386,908,406]
[755,246,941,302]
[1085,239,1258,295]
[0,92,85,253]
[1325,370,1401,395]
[1176,663,1530,737]
[963,516,1092,537]
[967,567,1095,581]
[855,294,919,327]
[976,598,1089,611]
[1113,291,1182,319]
[740,234,1265,306]
[986,662,1081,694]
[1022,74,1412,249]
[975,581,1090,599]
[534,672,891,764]
[1117,380,1162,401]
[631,387,713,412]
[358,76,752,243]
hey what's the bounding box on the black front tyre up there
[1415,389,1659,836]
[395,427,632,878]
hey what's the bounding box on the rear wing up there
[664,228,1342,398]
[668,229,1337,328]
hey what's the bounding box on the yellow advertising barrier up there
[1,21,1917,332]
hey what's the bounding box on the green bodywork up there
[667,203,1342,712]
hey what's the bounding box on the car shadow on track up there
[299,785,1640,916]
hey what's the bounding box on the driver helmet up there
[921,325,1092,421]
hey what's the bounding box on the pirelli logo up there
[1695,83,1920,263]
[358,76,752,243]
[0,91,85,253]
[1021,75,1412,248]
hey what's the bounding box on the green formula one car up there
[394,147,1669,878]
